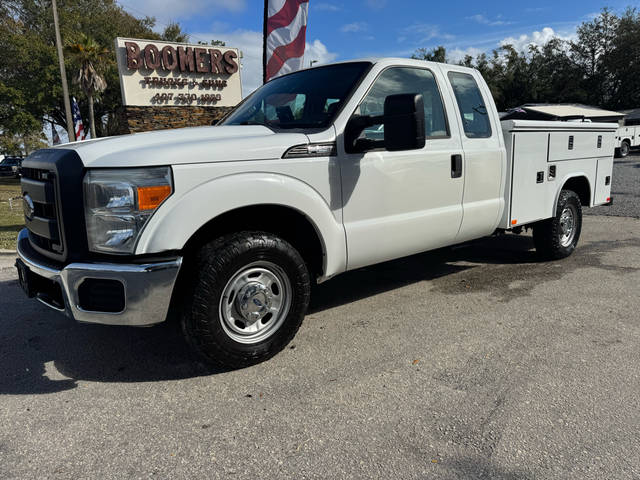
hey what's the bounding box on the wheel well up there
[562,176,591,207]
[182,205,325,278]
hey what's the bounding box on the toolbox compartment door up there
[594,157,613,205]
[548,130,615,162]
[508,132,554,227]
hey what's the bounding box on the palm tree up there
[65,34,108,139]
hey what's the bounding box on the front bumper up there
[16,229,182,326]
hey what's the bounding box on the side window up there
[447,72,492,138]
[357,67,449,141]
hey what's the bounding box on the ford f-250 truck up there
[15,58,616,368]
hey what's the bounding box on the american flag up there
[263,0,309,83]
[72,97,86,141]
[51,122,61,145]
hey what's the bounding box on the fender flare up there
[553,173,592,215]
[135,172,347,279]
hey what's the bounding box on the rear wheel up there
[533,190,582,259]
[619,140,631,158]
[181,231,311,369]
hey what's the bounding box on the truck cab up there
[16,59,616,368]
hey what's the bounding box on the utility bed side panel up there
[617,125,640,148]
[499,120,617,229]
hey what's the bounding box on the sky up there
[115,0,640,96]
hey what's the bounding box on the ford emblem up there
[23,194,35,221]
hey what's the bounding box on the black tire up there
[619,140,631,158]
[533,190,582,260]
[181,231,311,369]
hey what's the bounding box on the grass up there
[0,177,23,250]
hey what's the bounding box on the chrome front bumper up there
[16,229,182,326]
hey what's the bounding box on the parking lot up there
[1,154,639,479]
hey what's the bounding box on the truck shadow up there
[0,278,214,395]
[310,233,540,313]
[2,231,626,394]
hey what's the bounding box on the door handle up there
[451,154,463,178]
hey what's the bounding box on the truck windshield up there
[222,62,371,130]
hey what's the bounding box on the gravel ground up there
[1,213,639,479]
[588,151,640,218]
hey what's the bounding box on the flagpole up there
[51,0,75,142]
[262,0,268,84]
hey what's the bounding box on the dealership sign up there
[114,37,242,107]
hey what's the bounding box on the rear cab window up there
[447,72,492,139]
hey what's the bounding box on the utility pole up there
[51,0,75,142]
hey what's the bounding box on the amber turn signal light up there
[137,185,172,210]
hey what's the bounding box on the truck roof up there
[306,57,478,75]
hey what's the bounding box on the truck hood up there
[58,125,310,168]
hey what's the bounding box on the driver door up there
[340,66,465,269]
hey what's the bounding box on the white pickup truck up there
[16,58,616,367]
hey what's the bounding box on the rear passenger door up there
[444,68,505,242]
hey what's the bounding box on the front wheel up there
[533,190,582,260]
[181,232,311,369]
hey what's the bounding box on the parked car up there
[15,58,616,368]
[0,156,22,178]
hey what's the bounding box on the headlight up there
[83,167,173,254]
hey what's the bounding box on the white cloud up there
[341,22,368,33]
[364,0,387,10]
[525,7,550,13]
[190,29,338,95]
[119,0,247,24]
[500,27,575,52]
[467,14,512,27]
[305,39,339,66]
[315,3,342,11]
[400,23,455,44]
[447,47,485,63]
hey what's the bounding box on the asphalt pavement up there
[0,155,639,479]
[588,152,640,218]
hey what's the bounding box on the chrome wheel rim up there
[559,204,577,247]
[219,261,291,344]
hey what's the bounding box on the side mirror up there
[384,94,425,151]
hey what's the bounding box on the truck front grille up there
[21,167,63,255]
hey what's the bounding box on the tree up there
[408,7,640,112]
[570,7,619,107]
[605,8,640,109]
[65,34,109,138]
[0,0,189,139]
[198,39,227,46]
[162,21,189,43]
[411,46,447,63]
